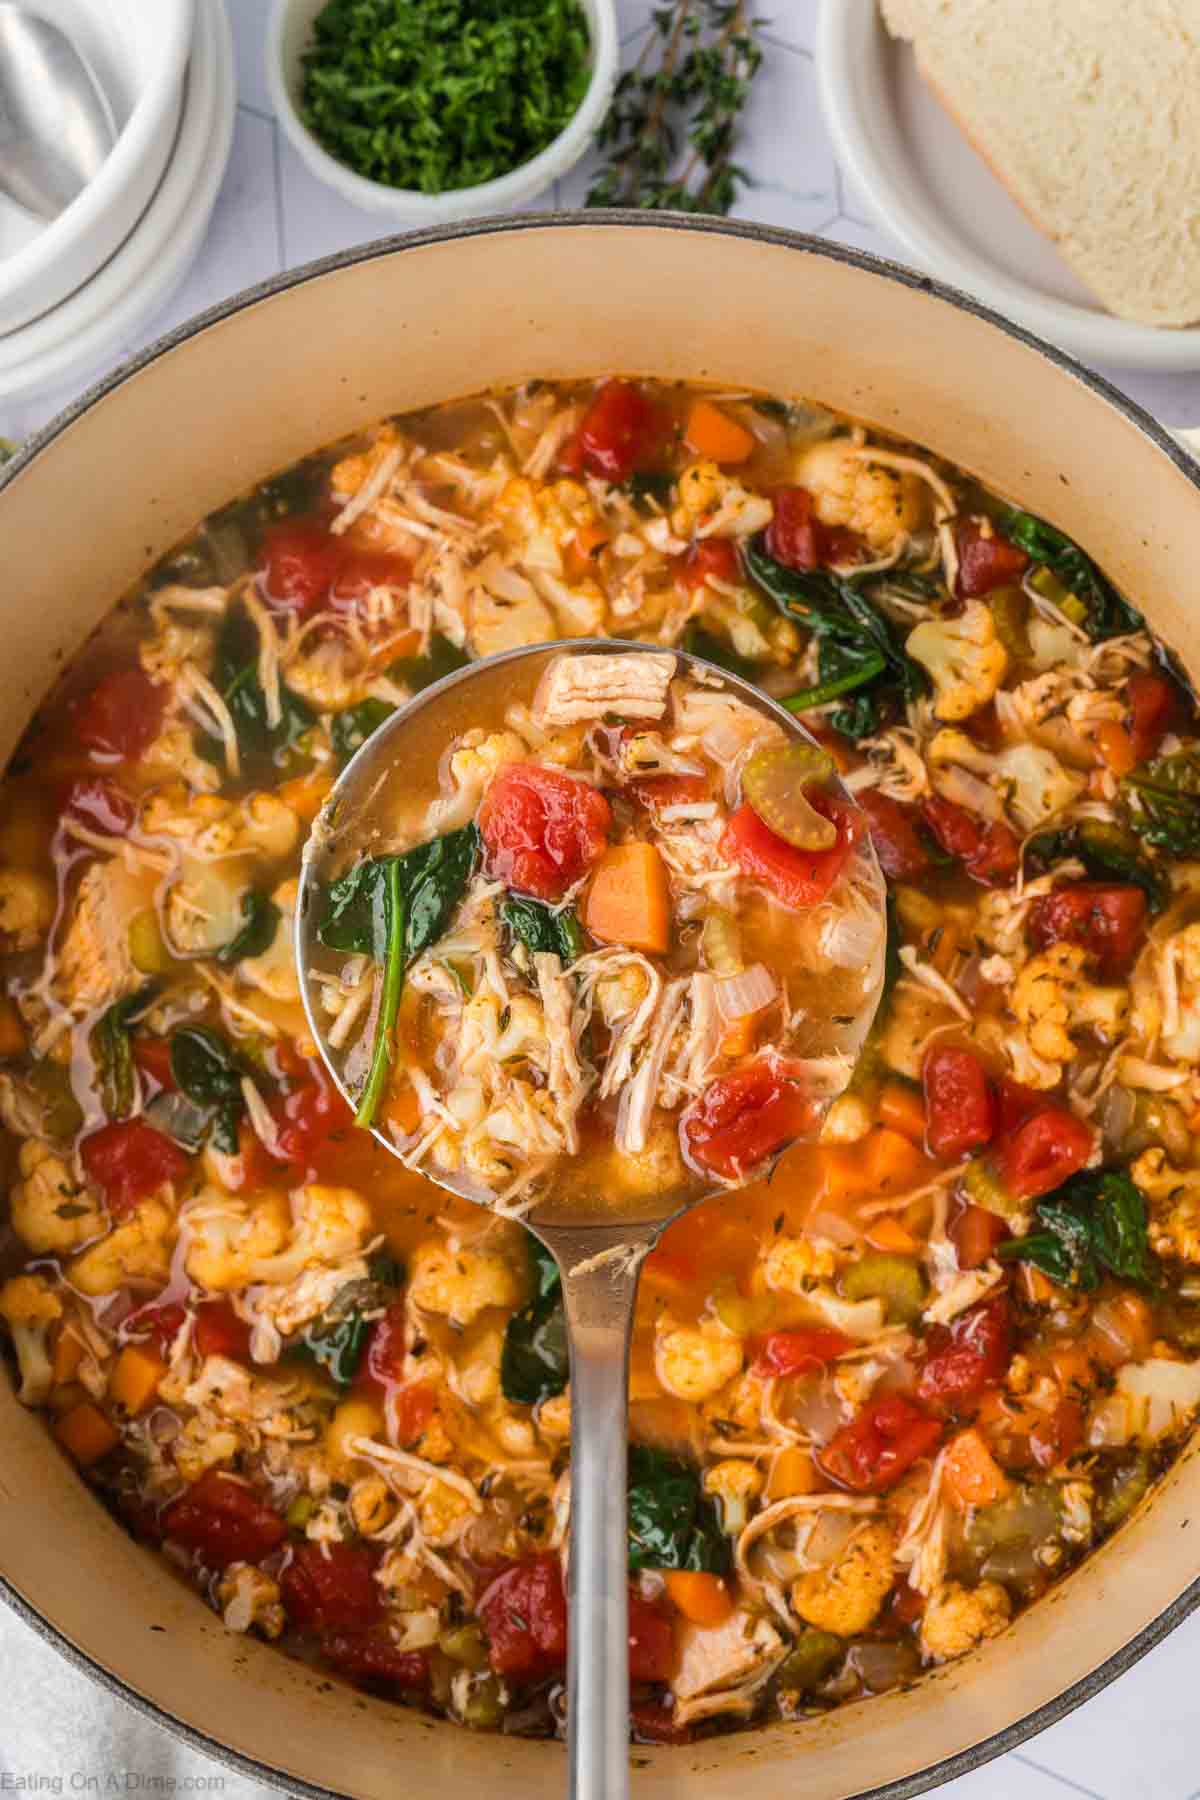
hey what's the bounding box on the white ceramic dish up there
[267,0,618,223]
[816,0,1200,373]
[0,0,233,402]
[0,0,195,336]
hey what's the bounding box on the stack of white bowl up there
[0,0,235,403]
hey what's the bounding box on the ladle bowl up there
[295,639,887,1799]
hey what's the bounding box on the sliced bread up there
[880,0,1200,327]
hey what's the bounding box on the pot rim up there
[3,208,1199,1799]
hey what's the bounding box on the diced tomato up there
[60,775,136,837]
[1027,882,1147,974]
[628,1591,676,1683]
[477,1553,568,1680]
[765,486,862,571]
[193,1301,252,1362]
[259,519,345,616]
[245,1052,352,1180]
[922,794,1020,887]
[917,1297,1012,1410]
[631,1702,690,1745]
[683,1059,815,1182]
[79,1119,190,1215]
[922,1046,996,1159]
[993,1077,1043,1138]
[321,1632,429,1690]
[354,1299,406,1398]
[72,670,166,763]
[818,1394,942,1493]
[132,1036,176,1094]
[329,548,411,610]
[627,773,710,812]
[886,1579,927,1627]
[954,520,1029,598]
[721,792,860,911]
[1030,1397,1084,1470]
[678,538,740,590]
[281,1542,382,1631]
[751,1328,852,1379]
[579,381,668,482]
[127,1300,186,1359]
[1000,1106,1093,1203]
[162,1470,286,1569]
[1126,669,1180,763]
[479,762,612,902]
[855,789,930,881]
[950,1201,1009,1271]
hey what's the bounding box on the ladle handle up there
[559,1239,650,1800]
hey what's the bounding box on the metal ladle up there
[0,4,116,221]
[296,641,887,1800]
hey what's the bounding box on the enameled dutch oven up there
[3,216,1200,1800]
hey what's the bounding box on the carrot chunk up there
[684,398,756,464]
[943,1428,1010,1508]
[664,1571,736,1627]
[877,1080,927,1144]
[109,1345,168,1416]
[55,1401,119,1466]
[585,842,671,955]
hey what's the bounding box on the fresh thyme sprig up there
[586,1,766,215]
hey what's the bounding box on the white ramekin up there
[0,0,195,336]
[267,0,618,223]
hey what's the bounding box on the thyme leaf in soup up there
[217,891,281,965]
[1003,509,1143,643]
[502,896,585,965]
[1000,1168,1158,1291]
[627,1446,731,1575]
[501,1236,568,1406]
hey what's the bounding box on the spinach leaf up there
[682,623,759,681]
[319,824,480,961]
[331,698,396,765]
[501,1236,568,1407]
[1000,1168,1157,1291]
[210,603,316,759]
[168,1026,246,1155]
[91,985,157,1120]
[502,895,585,965]
[625,470,675,509]
[288,1249,405,1388]
[1026,821,1167,912]
[388,633,470,695]
[627,1445,731,1575]
[217,891,281,965]
[1004,509,1143,642]
[353,860,406,1131]
[1122,750,1200,856]
[746,539,927,738]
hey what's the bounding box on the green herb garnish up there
[501,1236,568,1407]
[1000,1168,1158,1291]
[300,0,591,195]
[587,1,765,215]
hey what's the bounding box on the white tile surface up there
[3,3,1200,1796]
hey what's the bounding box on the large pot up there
[3,216,1199,1799]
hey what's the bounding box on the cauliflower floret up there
[1133,1149,1200,1262]
[237,878,300,1003]
[455,1328,504,1407]
[140,785,299,861]
[217,1564,285,1639]
[820,1092,873,1145]
[469,582,556,659]
[69,1197,174,1297]
[427,728,527,832]
[1157,921,1200,1064]
[282,640,380,712]
[10,1140,106,1254]
[919,1579,1010,1662]
[927,731,1086,832]
[408,1239,521,1328]
[704,1458,764,1534]
[139,616,214,685]
[247,1185,373,1286]
[793,440,928,551]
[184,1189,292,1291]
[164,859,249,958]
[609,1116,685,1197]
[596,963,651,1026]
[458,989,549,1078]
[655,1319,743,1402]
[55,860,141,1013]
[761,1234,837,1292]
[791,1520,897,1636]
[493,476,598,579]
[907,603,1008,722]
[536,1389,571,1441]
[0,1272,62,1405]
[140,722,222,794]
[417,1478,476,1546]
[174,1418,241,1483]
[0,868,55,952]
[1012,943,1128,1066]
[671,460,774,540]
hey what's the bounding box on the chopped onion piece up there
[717,963,777,1020]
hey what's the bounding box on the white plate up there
[0,0,234,400]
[816,0,1200,373]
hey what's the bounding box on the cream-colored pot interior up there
[3,219,1200,1799]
